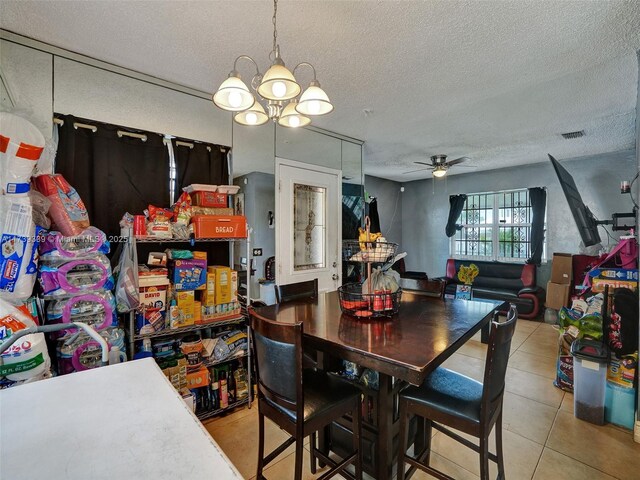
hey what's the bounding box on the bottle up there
[211,381,219,410]
[219,371,228,409]
[227,366,236,404]
[108,346,122,365]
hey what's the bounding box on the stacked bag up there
[0,113,53,387]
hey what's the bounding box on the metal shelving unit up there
[124,227,253,420]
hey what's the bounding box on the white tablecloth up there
[0,358,241,480]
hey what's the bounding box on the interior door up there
[275,157,342,293]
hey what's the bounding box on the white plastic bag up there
[0,195,39,304]
[0,299,51,381]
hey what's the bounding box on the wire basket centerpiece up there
[338,283,402,319]
[342,239,398,264]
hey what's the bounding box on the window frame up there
[450,188,546,264]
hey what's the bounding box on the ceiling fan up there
[403,154,475,177]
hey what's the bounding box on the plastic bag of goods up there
[212,329,247,361]
[0,298,51,382]
[38,253,114,297]
[0,195,41,304]
[46,291,117,337]
[56,326,125,375]
[0,112,45,195]
[32,174,90,236]
[40,227,110,258]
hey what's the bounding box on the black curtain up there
[174,141,229,193]
[445,194,467,237]
[526,187,547,265]
[55,114,169,237]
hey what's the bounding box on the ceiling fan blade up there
[414,161,433,166]
[453,164,477,168]
[403,167,434,174]
[446,156,471,166]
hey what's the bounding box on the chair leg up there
[352,399,362,480]
[294,436,304,480]
[396,399,408,480]
[496,410,505,480]
[256,412,265,480]
[424,419,433,466]
[479,434,489,480]
[310,432,317,474]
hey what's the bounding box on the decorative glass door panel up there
[293,184,326,270]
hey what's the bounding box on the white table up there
[0,358,242,480]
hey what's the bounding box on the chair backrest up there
[250,311,303,414]
[399,277,444,298]
[481,304,518,414]
[275,278,319,304]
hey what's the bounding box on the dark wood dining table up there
[250,290,504,480]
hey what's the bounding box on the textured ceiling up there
[1,0,639,181]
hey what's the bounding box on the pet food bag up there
[0,298,51,382]
[0,112,45,195]
[32,174,90,236]
[0,195,41,304]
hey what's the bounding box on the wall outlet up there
[253,248,263,257]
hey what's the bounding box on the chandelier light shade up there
[432,166,447,178]
[296,81,333,116]
[256,61,301,101]
[211,0,333,128]
[212,74,255,111]
[278,100,311,128]
[234,101,269,126]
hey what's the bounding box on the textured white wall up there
[0,40,53,138]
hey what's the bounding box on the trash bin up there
[571,339,609,425]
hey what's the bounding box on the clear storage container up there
[571,339,609,425]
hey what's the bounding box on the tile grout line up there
[530,392,564,479]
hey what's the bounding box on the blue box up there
[169,259,207,290]
[589,268,638,281]
[605,381,635,430]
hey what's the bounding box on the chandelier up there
[212,0,333,128]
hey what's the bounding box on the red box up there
[191,215,247,239]
[191,191,228,208]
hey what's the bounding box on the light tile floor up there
[205,320,640,479]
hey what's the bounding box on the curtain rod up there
[54,118,224,150]
[117,130,147,142]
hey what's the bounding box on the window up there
[451,189,545,262]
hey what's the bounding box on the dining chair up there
[399,277,445,298]
[396,304,518,480]
[274,278,319,304]
[275,278,320,369]
[250,310,362,480]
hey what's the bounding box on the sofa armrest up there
[518,286,545,298]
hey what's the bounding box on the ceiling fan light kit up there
[402,154,475,177]
[212,0,333,128]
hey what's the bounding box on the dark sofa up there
[442,259,545,319]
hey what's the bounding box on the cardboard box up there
[230,270,238,303]
[588,268,638,282]
[170,258,207,290]
[176,290,195,326]
[186,367,209,389]
[191,191,228,208]
[546,281,571,310]
[209,266,231,304]
[200,273,217,307]
[591,278,638,293]
[193,301,202,323]
[550,253,573,284]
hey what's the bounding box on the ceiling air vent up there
[561,130,585,139]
